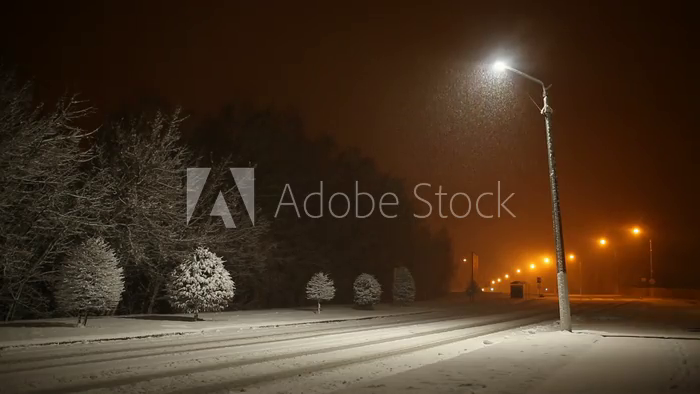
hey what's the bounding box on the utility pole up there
[542,87,572,331]
[493,61,572,331]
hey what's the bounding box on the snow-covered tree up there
[392,266,416,304]
[0,72,112,321]
[306,272,335,314]
[166,246,235,321]
[55,237,124,326]
[353,273,382,308]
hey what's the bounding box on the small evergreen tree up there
[305,272,336,314]
[353,273,382,308]
[55,237,124,326]
[166,246,235,321]
[392,266,416,304]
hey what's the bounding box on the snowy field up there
[0,297,697,393]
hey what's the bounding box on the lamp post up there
[632,227,654,296]
[598,237,619,294]
[568,253,581,296]
[493,61,571,331]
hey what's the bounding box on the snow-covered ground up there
[0,294,522,348]
[2,298,696,393]
[0,304,433,348]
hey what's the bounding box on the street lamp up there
[598,237,619,294]
[631,227,654,292]
[505,274,509,279]
[493,60,572,331]
[568,253,582,296]
[516,268,521,273]
[530,263,536,270]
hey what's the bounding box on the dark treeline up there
[0,72,455,320]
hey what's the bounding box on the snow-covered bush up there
[306,272,336,313]
[55,237,124,326]
[353,273,382,308]
[392,266,416,304]
[166,246,235,321]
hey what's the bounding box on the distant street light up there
[505,274,510,279]
[497,278,502,283]
[516,268,521,273]
[493,60,571,331]
[530,263,536,270]
[631,227,654,293]
[543,257,550,264]
[597,237,619,294]
[568,253,582,295]
[491,280,496,284]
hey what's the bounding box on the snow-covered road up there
[0,299,575,393]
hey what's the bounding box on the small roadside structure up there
[510,281,527,299]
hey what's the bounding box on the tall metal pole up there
[470,252,475,302]
[579,259,583,296]
[614,247,619,295]
[649,239,653,282]
[649,239,654,297]
[542,86,572,331]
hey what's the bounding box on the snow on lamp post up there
[493,60,572,331]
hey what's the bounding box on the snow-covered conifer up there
[305,272,335,313]
[392,266,416,304]
[55,237,124,326]
[166,246,235,321]
[353,273,382,308]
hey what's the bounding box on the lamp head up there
[493,61,508,72]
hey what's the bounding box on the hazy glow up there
[497,278,502,282]
[632,227,641,235]
[493,61,508,71]
[568,254,575,260]
[463,258,467,262]
[530,263,536,269]
[599,238,607,245]
[505,274,509,279]
[543,257,550,264]
[491,280,495,284]
[490,287,494,291]
[516,268,521,273]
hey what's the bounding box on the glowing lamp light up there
[490,287,494,291]
[491,280,495,284]
[493,61,508,72]
[481,288,485,292]
[568,254,575,260]
[530,263,536,270]
[516,268,521,273]
[543,257,550,264]
[599,238,607,245]
[497,278,502,282]
[632,227,641,235]
[505,274,509,279]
